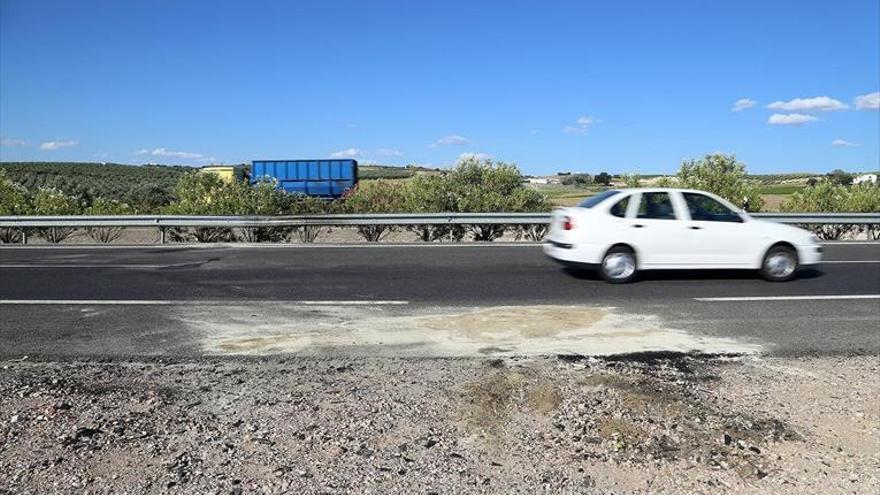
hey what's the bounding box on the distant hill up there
[358,164,442,180]
[0,162,191,211]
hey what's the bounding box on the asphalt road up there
[1,243,878,358]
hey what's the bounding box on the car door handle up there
[689,226,702,230]
[632,224,645,228]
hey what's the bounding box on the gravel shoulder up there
[1,355,878,494]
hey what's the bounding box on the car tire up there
[600,246,638,284]
[760,245,799,282]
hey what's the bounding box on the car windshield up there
[578,190,620,208]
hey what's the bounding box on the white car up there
[543,188,822,283]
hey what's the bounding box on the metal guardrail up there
[1,212,878,228]
[0,212,877,243]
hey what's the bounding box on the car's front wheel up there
[760,245,799,282]
[600,246,637,283]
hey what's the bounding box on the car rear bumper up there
[543,240,604,266]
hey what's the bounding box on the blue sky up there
[1,0,878,174]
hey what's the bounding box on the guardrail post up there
[159,227,166,244]
[22,229,28,245]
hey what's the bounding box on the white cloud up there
[376,148,404,157]
[330,148,362,158]
[529,129,540,134]
[458,152,492,161]
[731,98,757,111]
[767,113,819,125]
[134,147,204,159]
[0,136,28,147]
[854,91,880,110]
[430,135,470,147]
[766,96,848,112]
[564,116,597,134]
[832,139,859,147]
[40,139,79,150]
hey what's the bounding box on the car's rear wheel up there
[760,245,798,282]
[600,246,637,283]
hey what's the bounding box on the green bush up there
[163,172,237,242]
[0,170,32,243]
[620,173,642,188]
[342,180,407,241]
[84,197,134,243]
[290,195,335,243]
[402,175,465,242]
[446,157,547,241]
[676,154,763,211]
[782,180,880,239]
[560,173,593,187]
[32,188,83,243]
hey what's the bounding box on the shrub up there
[227,180,295,242]
[163,172,236,242]
[32,188,83,243]
[825,169,853,186]
[446,157,539,241]
[675,154,763,211]
[620,173,642,188]
[125,183,175,213]
[84,197,134,243]
[781,180,880,239]
[560,173,593,187]
[594,172,612,186]
[342,181,406,241]
[402,175,465,242]
[290,195,334,243]
[0,170,32,243]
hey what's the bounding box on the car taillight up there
[562,216,574,230]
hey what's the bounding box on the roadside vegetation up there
[0,162,188,212]
[1,155,876,243]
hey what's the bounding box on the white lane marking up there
[0,264,171,268]
[821,260,880,264]
[0,300,409,306]
[696,295,880,302]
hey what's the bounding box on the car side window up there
[683,193,742,222]
[636,192,677,220]
[609,196,630,218]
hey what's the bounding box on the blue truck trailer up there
[250,159,358,198]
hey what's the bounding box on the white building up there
[853,173,878,185]
[527,177,549,184]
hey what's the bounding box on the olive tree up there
[402,175,465,242]
[446,157,533,241]
[676,154,763,211]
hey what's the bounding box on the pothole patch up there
[183,304,762,357]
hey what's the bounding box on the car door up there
[680,192,750,266]
[624,191,690,267]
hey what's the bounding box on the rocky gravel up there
[1,354,877,494]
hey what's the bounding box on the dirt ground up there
[1,355,877,494]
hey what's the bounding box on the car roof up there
[610,187,719,194]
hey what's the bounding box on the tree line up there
[2,155,877,243]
